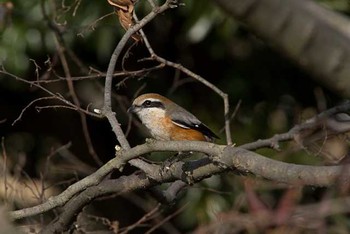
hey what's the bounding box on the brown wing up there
[168,105,219,140]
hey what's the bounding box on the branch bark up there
[41,174,151,233]
[103,0,179,150]
[42,143,350,232]
[9,139,350,221]
[9,101,350,220]
[102,0,181,174]
[8,2,350,231]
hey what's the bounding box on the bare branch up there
[12,96,57,126]
[77,12,115,37]
[0,69,102,120]
[241,101,350,150]
[6,2,350,232]
[136,19,233,145]
[32,65,164,84]
[45,1,103,166]
[9,135,350,221]
[145,203,188,234]
[103,0,180,150]
[119,203,161,234]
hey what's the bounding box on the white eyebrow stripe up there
[144,98,162,102]
[172,120,190,129]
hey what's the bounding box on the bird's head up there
[128,93,172,122]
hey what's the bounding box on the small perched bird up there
[128,93,219,142]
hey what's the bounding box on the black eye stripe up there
[142,100,165,109]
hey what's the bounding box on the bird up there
[128,93,219,142]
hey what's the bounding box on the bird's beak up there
[127,105,137,114]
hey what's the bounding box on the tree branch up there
[103,0,179,150]
[41,175,152,234]
[241,101,350,150]
[137,23,233,144]
[42,143,350,232]
[9,137,350,221]
[9,100,350,220]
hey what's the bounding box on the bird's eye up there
[143,100,152,106]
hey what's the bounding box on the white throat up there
[136,108,170,140]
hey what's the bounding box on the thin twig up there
[77,12,115,37]
[136,16,233,145]
[220,99,242,134]
[12,96,58,125]
[120,203,161,234]
[40,0,103,165]
[0,69,101,120]
[35,105,84,112]
[241,101,350,150]
[31,102,350,229]
[145,203,188,234]
[30,65,164,84]
[9,129,350,221]
[103,0,180,150]
[51,25,102,166]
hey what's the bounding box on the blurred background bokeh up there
[1,0,350,233]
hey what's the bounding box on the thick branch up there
[9,140,350,220]
[43,144,349,232]
[41,175,152,234]
[217,147,348,185]
[9,101,350,220]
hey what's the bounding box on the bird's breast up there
[137,108,171,140]
[136,108,207,141]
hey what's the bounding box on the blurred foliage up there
[318,0,350,12]
[0,0,349,233]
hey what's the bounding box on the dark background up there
[1,0,349,232]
